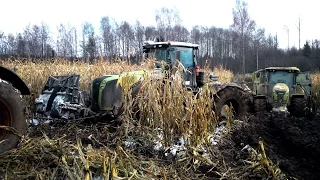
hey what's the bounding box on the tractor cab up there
[253,67,301,96]
[143,40,203,89]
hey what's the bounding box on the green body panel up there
[295,72,312,96]
[94,70,146,111]
[118,70,146,90]
[252,66,312,109]
[98,75,119,110]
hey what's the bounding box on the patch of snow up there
[208,125,227,146]
[123,140,137,148]
[29,119,39,126]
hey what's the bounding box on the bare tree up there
[253,28,265,70]
[134,20,145,62]
[0,31,6,55]
[7,33,15,55]
[172,25,189,42]
[86,35,96,63]
[100,16,112,58]
[119,21,134,62]
[57,23,75,58]
[81,22,95,61]
[40,22,50,58]
[16,33,26,57]
[296,16,301,50]
[231,0,256,74]
[155,7,182,40]
[145,26,157,41]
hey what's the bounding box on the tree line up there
[0,0,319,73]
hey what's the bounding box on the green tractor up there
[142,40,250,120]
[35,40,250,122]
[252,67,313,117]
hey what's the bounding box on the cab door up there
[296,72,312,96]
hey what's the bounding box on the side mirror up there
[209,73,219,81]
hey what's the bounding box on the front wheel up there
[290,97,307,118]
[0,81,28,153]
[253,98,267,113]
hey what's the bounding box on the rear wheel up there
[290,97,307,117]
[0,81,27,153]
[214,86,248,120]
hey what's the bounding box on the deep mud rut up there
[229,113,320,180]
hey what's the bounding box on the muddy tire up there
[253,98,267,113]
[0,81,27,153]
[214,86,248,120]
[290,97,307,117]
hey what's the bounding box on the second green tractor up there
[251,67,313,117]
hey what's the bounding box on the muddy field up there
[18,111,319,180]
[231,113,320,180]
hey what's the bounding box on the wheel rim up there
[0,98,13,140]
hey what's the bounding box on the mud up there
[27,113,320,179]
[231,113,320,180]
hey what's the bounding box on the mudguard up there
[98,75,121,111]
[213,82,250,94]
[0,66,30,95]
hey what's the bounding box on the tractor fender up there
[211,83,252,103]
[0,66,30,95]
[213,82,249,95]
[207,82,249,100]
[291,94,305,99]
[253,95,267,99]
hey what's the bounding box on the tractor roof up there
[255,67,300,73]
[265,67,300,72]
[143,41,199,49]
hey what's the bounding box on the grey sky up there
[1,0,318,49]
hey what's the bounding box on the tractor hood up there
[272,83,289,105]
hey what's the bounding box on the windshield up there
[169,47,194,68]
[153,47,195,68]
[268,70,294,87]
[155,49,168,62]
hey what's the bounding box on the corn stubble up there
[129,61,217,147]
[1,59,316,179]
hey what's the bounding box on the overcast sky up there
[1,0,319,49]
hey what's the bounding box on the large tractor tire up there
[253,98,267,113]
[290,97,307,117]
[0,81,27,153]
[214,86,248,120]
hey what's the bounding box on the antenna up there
[283,25,290,50]
[296,16,302,50]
